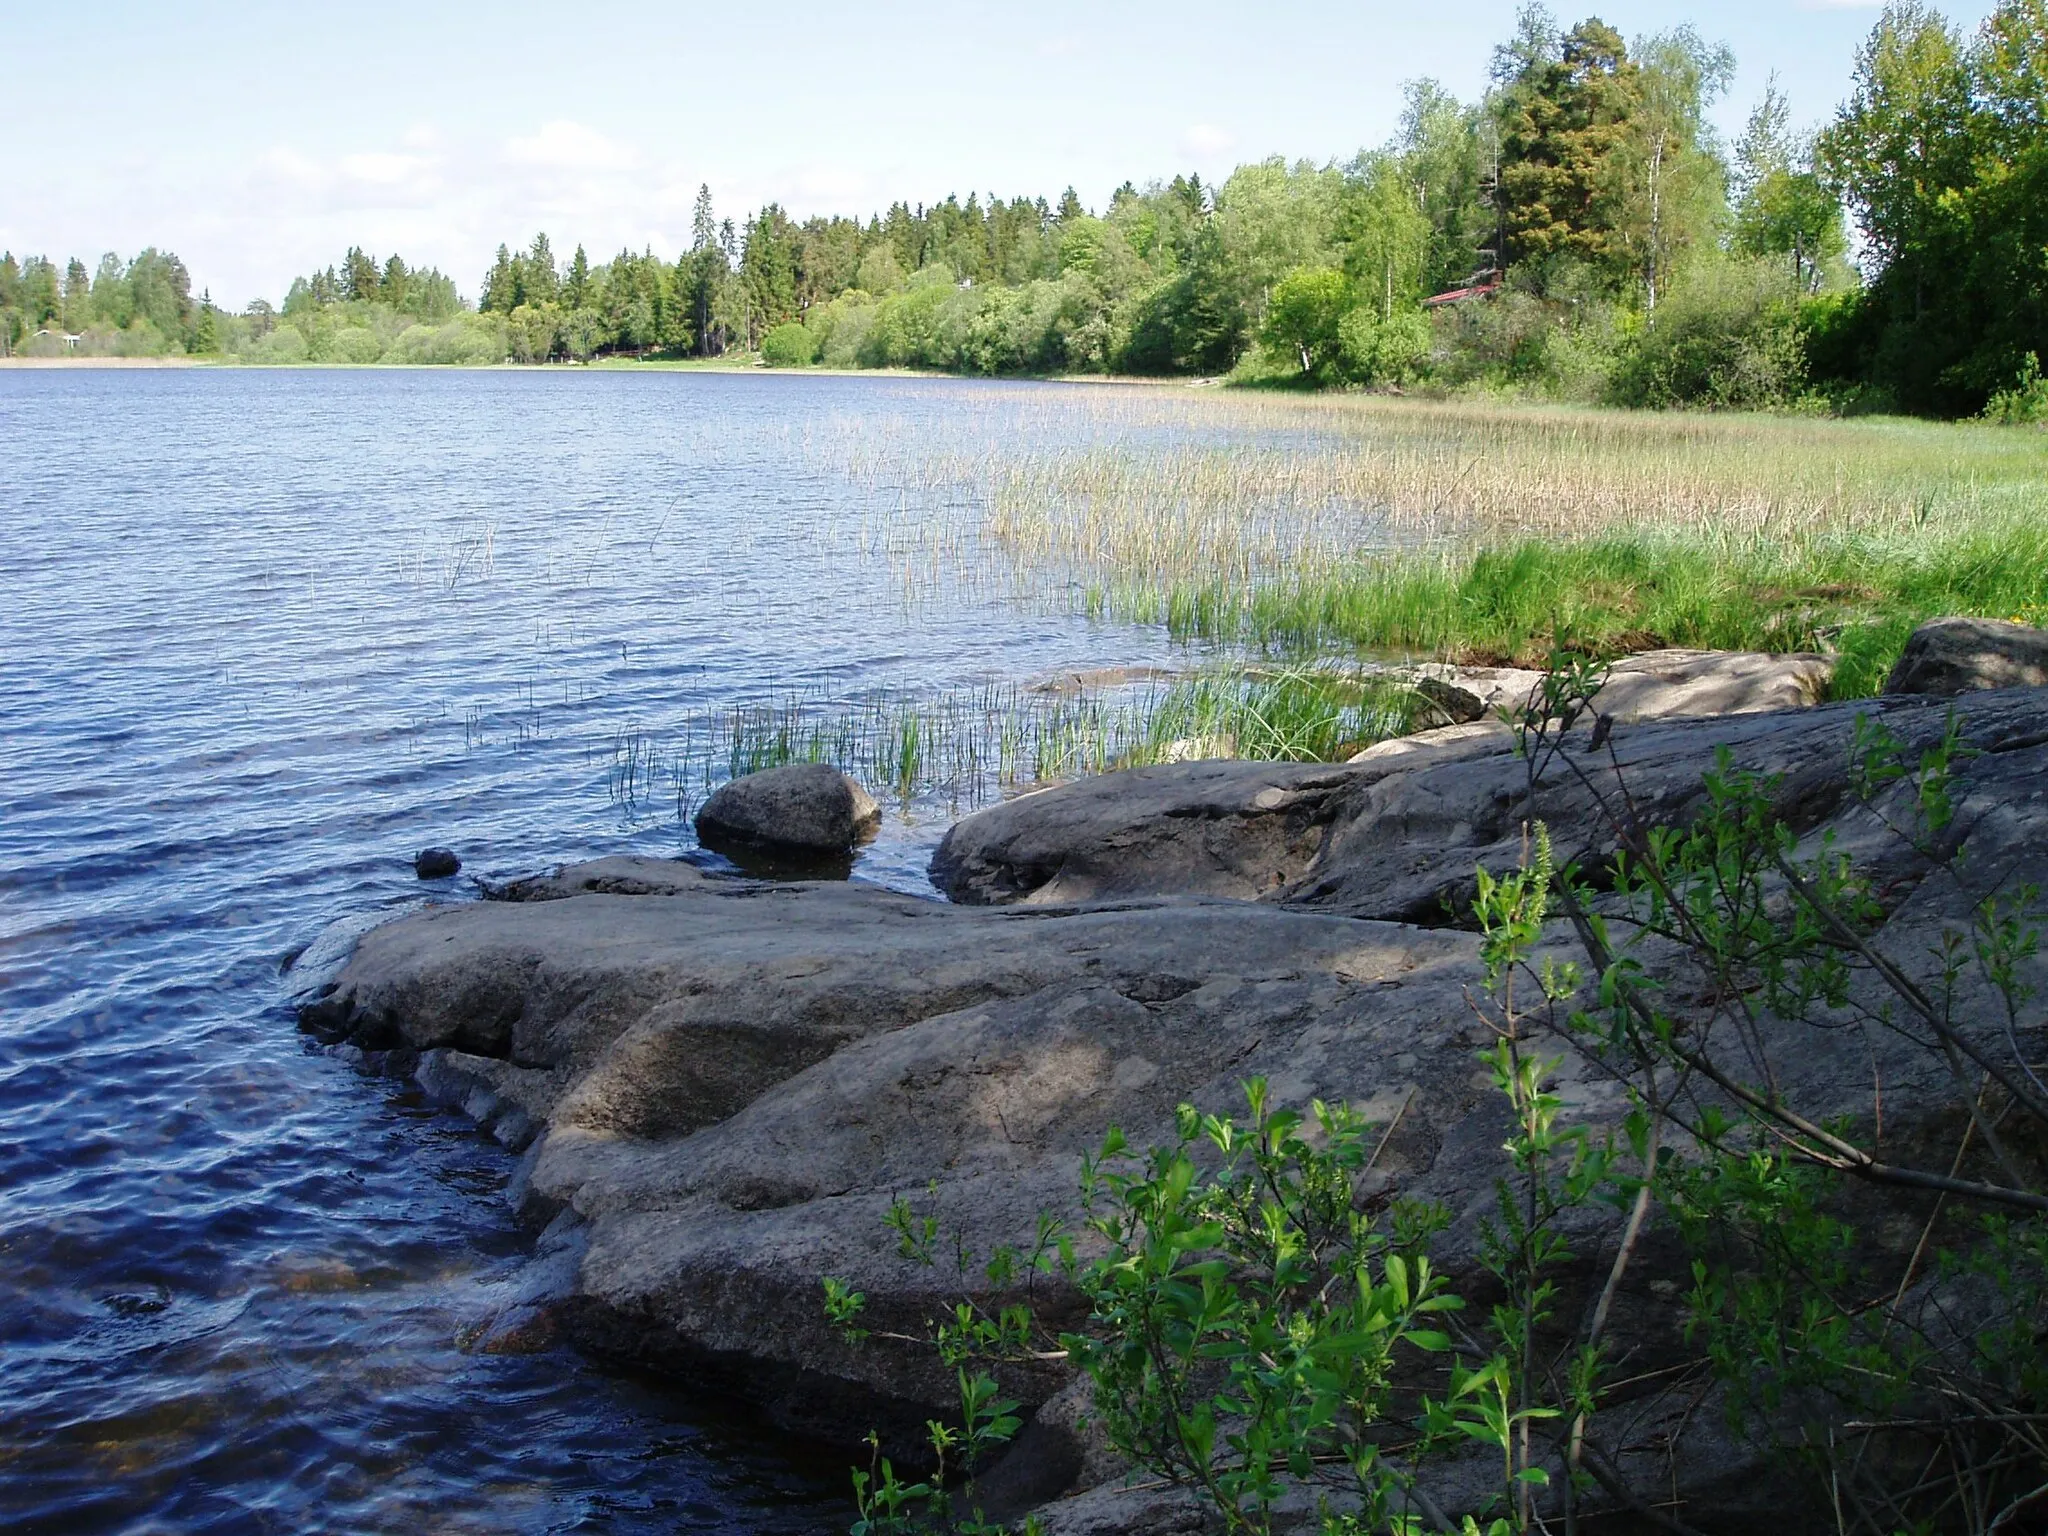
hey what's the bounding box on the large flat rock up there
[933,649,1836,912]
[929,759,1361,907]
[301,681,2048,1532]
[936,688,2048,925]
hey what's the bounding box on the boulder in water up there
[694,763,880,858]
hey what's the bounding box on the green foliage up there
[1984,352,2048,424]
[1605,256,1811,410]
[761,320,818,367]
[1262,267,1353,378]
[1817,0,2048,414]
[1140,514,2048,699]
[1493,660,2048,1532]
[0,246,205,357]
[1732,79,1847,296]
[1064,1082,1466,1535]
[1494,19,1648,286]
[1338,307,1432,388]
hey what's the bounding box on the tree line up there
[4,1,2041,417]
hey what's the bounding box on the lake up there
[0,367,1222,1534]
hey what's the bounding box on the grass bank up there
[843,392,2047,701]
[1107,515,2048,698]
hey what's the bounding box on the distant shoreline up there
[0,355,1185,385]
[0,355,199,368]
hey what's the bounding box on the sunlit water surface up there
[0,368,1254,1533]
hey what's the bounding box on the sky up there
[3,0,2001,309]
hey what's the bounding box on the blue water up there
[0,368,1201,1533]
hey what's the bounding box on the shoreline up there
[0,354,1205,386]
[0,354,200,368]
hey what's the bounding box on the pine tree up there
[526,234,559,304]
[1495,18,1645,282]
[342,246,381,302]
[692,185,717,253]
[482,245,516,313]
[192,291,220,354]
[62,258,91,331]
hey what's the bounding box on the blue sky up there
[4,0,1997,308]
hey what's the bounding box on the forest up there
[3,0,2043,418]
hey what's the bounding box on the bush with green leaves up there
[761,321,818,367]
[1491,654,2048,1534]
[1337,307,1431,389]
[1983,353,2048,427]
[825,655,2046,1535]
[1605,256,1810,410]
[1262,267,1354,379]
[1064,1085,1479,1535]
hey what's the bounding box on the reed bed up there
[608,666,1427,824]
[815,387,2048,696]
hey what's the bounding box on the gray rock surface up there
[1883,615,2048,696]
[934,650,1834,910]
[305,680,2048,1533]
[694,763,880,857]
[483,855,717,903]
[931,760,1360,906]
[1416,646,1834,723]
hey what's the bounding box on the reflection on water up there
[0,368,1261,1532]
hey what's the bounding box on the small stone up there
[414,848,461,879]
[1413,676,1487,725]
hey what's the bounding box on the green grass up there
[1100,513,2048,700]
[1137,666,1423,762]
[605,666,1435,825]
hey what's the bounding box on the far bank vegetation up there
[5,1,2046,419]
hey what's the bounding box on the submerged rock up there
[414,847,461,879]
[694,763,880,860]
[1884,615,2048,696]
[482,855,716,903]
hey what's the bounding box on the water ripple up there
[0,367,1213,1532]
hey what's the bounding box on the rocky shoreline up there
[291,627,2048,1533]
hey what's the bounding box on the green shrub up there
[1337,305,1432,387]
[1607,257,1808,410]
[384,314,507,365]
[761,321,818,367]
[327,326,386,364]
[248,325,309,364]
[1983,352,2048,425]
[1261,266,1352,378]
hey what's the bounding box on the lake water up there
[0,368,1222,1534]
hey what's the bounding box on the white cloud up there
[337,152,433,187]
[504,120,634,171]
[1181,124,1235,156]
